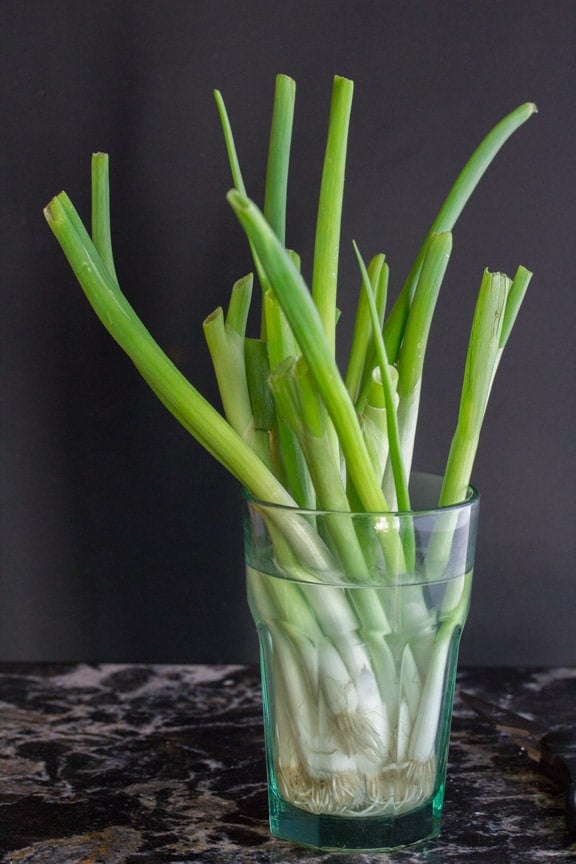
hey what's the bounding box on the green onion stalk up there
[44,75,535,817]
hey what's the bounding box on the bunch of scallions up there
[44,75,535,818]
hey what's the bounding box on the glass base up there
[268,783,444,852]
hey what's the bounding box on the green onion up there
[44,75,535,819]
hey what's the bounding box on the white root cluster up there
[278,756,437,817]
[251,560,471,819]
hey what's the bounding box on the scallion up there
[44,74,535,819]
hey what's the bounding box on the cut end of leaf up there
[43,200,56,220]
[202,306,225,328]
[43,193,66,224]
[276,73,296,90]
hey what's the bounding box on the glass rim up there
[243,471,479,518]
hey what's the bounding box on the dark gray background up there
[1,1,574,665]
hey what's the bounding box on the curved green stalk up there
[213,89,248,196]
[384,102,537,362]
[45,191,288,505]
[214,88,269,304]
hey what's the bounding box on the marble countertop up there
[0,664,574,863]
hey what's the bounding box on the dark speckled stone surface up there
[0,664,574,863]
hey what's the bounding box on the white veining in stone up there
[0,664,574,863]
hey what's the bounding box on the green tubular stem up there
[441,433,479,510]
[396,232,453,397]
[213,90,248,195]
[263,285,299,368]
[263,283,314,507]
[354,263,390,415]
[202,306,252,433]
[264,74,296,244]
[361,366,398,483]
[227,190,395,520]
[362,412,389,484]
[478,265,531,424]
[492,265,532,390]
[273,417,316,509]
[408,623,457,764]
[269,359,360,560]
[312,75,354,355]
[353,241,410,515]
[269,361,400,640]
[91,152,118,282]
[225,273,253,336]
[500,265,532,350]
[394,232,453,476]
[477,264,533,420]
[202,308,271,467]
[408,569,472,763]
[269,359,342,505]
[244,337,275,431]
[384,102,537,363]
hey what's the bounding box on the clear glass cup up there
[243,472,480,851]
